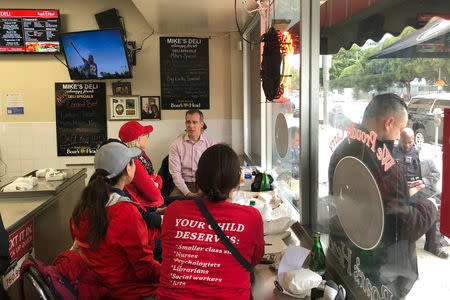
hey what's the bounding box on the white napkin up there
[281,268,323,298]
[36,168,55,177]
[45,170,67,181]
[2,176,38,192]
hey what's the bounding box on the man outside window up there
[169,109,214,196]
[328,93,437,299]
[393,128,449,259]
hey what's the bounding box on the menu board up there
[0,9,60,53]
[160,37,209,109]
[55,82,107,156]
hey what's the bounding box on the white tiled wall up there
[0,119,243,180]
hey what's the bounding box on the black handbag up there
[194,198,255,279]
[251,171,274,192]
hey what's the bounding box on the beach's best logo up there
[329,123,395,172]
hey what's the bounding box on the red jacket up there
[157,198,265,300]
[125,152,164,207]
[53,250,108,300]
[71,193,161,299]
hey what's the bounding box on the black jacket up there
[0,213,10,298]
[0,213,10,276]
[328,127,436,299]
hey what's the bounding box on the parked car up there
[407,93,450,145]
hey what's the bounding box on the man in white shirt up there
[169,109,214,196]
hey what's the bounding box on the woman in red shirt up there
[119,121,164,208]
[71,142,160,299]
[158,144,265,300]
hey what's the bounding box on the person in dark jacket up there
[0,213,11,298]
[328,93,437,299]
[393,128,448,258]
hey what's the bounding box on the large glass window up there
[318,20,450,300]
[243,0,302,210]
[266,0,301,209]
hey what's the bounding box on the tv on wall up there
[0,9,60,53]
[60,29,132,80]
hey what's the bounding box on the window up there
[243,0,302,210]
[317,21,450,300]
[266,0,301,209]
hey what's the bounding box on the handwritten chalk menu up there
[55,83,107,156]
[160,37,209,109]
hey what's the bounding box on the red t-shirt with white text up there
[157,198,265,300]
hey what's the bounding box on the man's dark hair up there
[363,93,407,122]
[186,109,204,123]
[196,144,241,203]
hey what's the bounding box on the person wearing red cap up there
[119,121,164,208]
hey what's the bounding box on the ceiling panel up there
[132,0,254,33]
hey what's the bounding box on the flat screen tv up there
[60,29,132,80]
[0,9,60,53]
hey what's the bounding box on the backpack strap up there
[194,198,254,273]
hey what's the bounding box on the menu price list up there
[0,10,60,53]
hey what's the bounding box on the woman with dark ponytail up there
[71,142,160,299]
[158,144,265,300]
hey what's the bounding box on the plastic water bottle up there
[244,163,252,180]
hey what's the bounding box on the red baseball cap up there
[119,121,153,143]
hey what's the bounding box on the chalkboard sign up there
[160,37,209,110]
[55,82,107,156]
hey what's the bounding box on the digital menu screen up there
[0,9,60,53]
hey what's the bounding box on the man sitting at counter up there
[169,109,214,197]
[328,93,437,299]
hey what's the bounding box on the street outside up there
[318,95,449,300]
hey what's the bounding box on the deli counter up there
[0,168,86,299]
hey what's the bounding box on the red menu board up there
[0,9,60,53]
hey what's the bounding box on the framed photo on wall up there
[112,81,132,95]
[108,95,141,120]
[141,96,161,120]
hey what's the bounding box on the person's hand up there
[427,197,440,211]
[409,184,425,197]
[408,180,424,188]
[186,192,199,197]
[156,206,166,212]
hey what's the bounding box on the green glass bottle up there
[309,232,326,276]
[260,172,271,192]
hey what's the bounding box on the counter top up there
[0,169,86,198]
[0,196,49,230]
[0,168,86,232]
